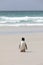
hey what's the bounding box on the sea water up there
[0,11,43,26]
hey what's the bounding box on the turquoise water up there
[0,11,43,17]
[0,11,43,26]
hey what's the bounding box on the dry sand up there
[0,26,43,65]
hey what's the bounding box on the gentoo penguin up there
[19,37,27,52]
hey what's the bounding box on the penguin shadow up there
[26,50,32,53]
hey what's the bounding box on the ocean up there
[0,11,43,26]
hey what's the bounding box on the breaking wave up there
[0,16,43,26]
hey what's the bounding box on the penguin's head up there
[21,37,25,41]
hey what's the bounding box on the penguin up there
[19,37,27,52]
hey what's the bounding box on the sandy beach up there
[0,26,43,65]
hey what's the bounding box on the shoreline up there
[0,24,43,27]
[0,26,43,34]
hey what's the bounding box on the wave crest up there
[0,16,43,24]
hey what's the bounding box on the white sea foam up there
[0,24,43,27]
[0,16,43,26]
[0,16,29,23]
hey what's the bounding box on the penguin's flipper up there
[25,43,27,49]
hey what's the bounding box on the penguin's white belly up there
[20,43,25,50]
